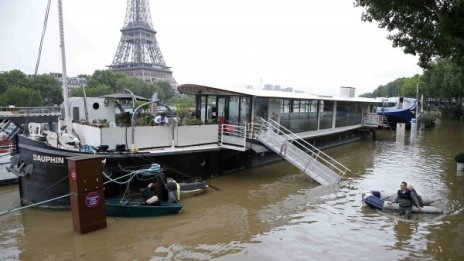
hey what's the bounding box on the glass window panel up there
[319,100,333,129]
[240,96,250,124]
[254,97,268,120]
[228,96,240,125]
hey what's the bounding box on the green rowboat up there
[105,198,182,217]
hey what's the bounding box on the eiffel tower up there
[109,0,177,87]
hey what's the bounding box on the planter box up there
[102,126,172,149]
[176,125,218,147]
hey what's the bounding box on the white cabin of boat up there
[66,84,379,152]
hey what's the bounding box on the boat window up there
[216,97,227,124]
[209,96,217,122]
[93,102,100,110]
[293,100,300,113]
[281,100,291,114]
[228,96,240,125]
[280,99,318,132]
[240,96,251,124]
[335,102,362,127]
[254,97,268,120]
[319,100,333,129]
[378,102,396,107]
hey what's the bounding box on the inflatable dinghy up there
[362,191,443,214]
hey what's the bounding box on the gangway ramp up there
[255,118,350,186]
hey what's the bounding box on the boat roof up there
[178,84,376,103]
[99,92,150,101]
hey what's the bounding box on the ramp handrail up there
[257,118,350,178]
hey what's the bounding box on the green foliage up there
[32,74,63,105]
[0,86,43,106]
[73,70,176,102]
[454,152,464,163]
[354,0,464,68]
[0,70,31,94]
[400,75,421,97]
[70,83,114,97]
[156,81,175,101]
[86,70,122,91]
[360,77,411,98]
[168,94,194,105]
[0,70,59,106]
[136,114,154,126]
[186,117,203,126]
[97,119,110,128]
[420,111,437,129]
[0,69,177,107]
[421,59,464,100]
[175,104,192,126]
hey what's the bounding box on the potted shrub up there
[455,152,464,171]
[420,111,436,129]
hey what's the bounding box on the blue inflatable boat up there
[362,191,443,214]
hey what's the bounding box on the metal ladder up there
[255,118,350,186]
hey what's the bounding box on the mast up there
[58,0,71,130]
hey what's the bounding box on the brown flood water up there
[1,120,464,260]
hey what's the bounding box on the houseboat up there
[376,97,418,128]
[8,84,380,208]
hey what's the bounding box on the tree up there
[86,70,122,91]
[359,76,421,98]
[70,84,113,97]
[32,74,63,105]
[400,75,421,97]
[77,69,176,102]
[0,70,31,93]
[156,81,175,101]
[354,0,464,67]
[421,59,464,101]
[0,86,43,106]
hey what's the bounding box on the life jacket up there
[167,180,180,200]
[397,190,413,207]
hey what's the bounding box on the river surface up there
[1,120,463,260]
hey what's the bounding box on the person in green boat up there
[141,182,160,205]
[166,178,180,203]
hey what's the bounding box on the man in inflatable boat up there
[389,181,421,219]
[362,184,443,215]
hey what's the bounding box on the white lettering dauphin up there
[32,154,64,164]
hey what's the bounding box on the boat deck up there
[295,124,364,139]
[138,143,221,155]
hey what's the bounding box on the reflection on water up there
[1,121,464,260]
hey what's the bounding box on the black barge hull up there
[12,127,367,208]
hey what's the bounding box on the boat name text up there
[33,154,65,164]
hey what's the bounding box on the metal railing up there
[0,106,61,117]
[219,124,247,151]
[256,118,350,184]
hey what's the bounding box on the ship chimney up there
[340,86,355,98]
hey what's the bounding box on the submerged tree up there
[354,0,464,68]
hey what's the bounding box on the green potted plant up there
[454,152,464,171]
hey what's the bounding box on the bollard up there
[410,118,417,133]
[396,123,406,136]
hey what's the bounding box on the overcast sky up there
[0,0,423,96]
